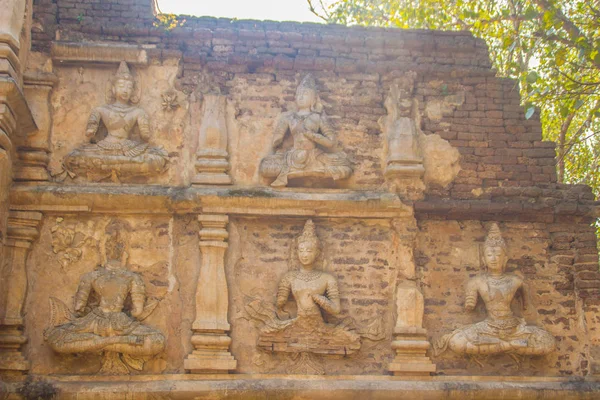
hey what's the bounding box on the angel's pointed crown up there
[297,219,319,249]
[484,222,506,251]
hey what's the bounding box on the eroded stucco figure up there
[435,223,555,363]
[259,74,352,187]
[45,223,165,374]
[63,62,168,181]
[246,220,361,358]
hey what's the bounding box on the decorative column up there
[184,214,237,373]
[192,94,232,185]
[13,69,58,182]
[388,217,435,376]
[0,0,28,83]
[388,281,436,375]
[0,210,42,374]
[379,78,424,180]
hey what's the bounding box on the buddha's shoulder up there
[280,270,296,280]
[467,275,486,285]
[320,271,338,282]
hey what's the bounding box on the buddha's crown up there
[484,222,506,251]
[298,219,319,248]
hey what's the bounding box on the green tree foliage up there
[309,0,600,192]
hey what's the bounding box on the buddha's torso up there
[97,104,142,141]
[90,268,135,313]
[287,112,321,151]
[476,274,522,321]
[288,270,330,317]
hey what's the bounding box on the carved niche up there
[259,74,353,188]
[246,220,362,373]
[434,223,556,365]
[44,221,165,374]
[62,62,168,182]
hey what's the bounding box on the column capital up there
[0,78,37,139]
[198,214,229,242]
[6,210,42,247]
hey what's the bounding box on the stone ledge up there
[51,42,151,65]
[8,184,412,218]
[3,375,599,399]
[10,184,597,221]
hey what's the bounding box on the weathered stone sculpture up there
[388,281,436,375]
[435,223,555,362]
[259,74,352,187]
[63,62,168,181]
[379,83,424,179]
[246,220,361,357]
[192,94,232,185]
[44,222,165,374]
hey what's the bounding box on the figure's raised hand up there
[311,294,326,306]
[276,307,290,320]
[303,131,320,141]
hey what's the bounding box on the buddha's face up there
[113,78,134,103]
[297,241,319,267]
[296,87,316,110]
[484,245,507,274]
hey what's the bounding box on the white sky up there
[157,0,324,23]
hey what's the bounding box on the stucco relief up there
[434,223,556,366]
[44,221,165,374]
[61,62,168,182]
[259,74,353,188]
[246,220,362,360]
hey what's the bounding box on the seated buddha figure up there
[64,61,168,181]
[45,224,165,374]
[247,220,361,356]
[435,223,555,362]
[259,74,353,187]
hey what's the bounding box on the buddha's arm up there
[74,273,93,313]
[464,278,479,312]
[137,110,151,141]
[313,277,341,316]
[272,115,289,149]
[276,275,292,311]
[85,108,102,138]
[309,115,336,149]
[130,274,146,318]
[518,279,530,311]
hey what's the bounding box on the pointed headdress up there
[113,61,134,83]
[298,74,317,92]
[297,219,319,249]
[484,223,506,252]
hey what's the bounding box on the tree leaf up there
[525,106,536,119]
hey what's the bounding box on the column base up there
[0,326,29,373]
[192,172,232,185]
[389,356,436,376]
[388,328,436,376]
[184,350,237,373]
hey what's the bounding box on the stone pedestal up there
[388,283,435,376]
[13,70,57,182]
[192,94,232,185]
[0,0,28,83]
[184,214,237,373]
[0,210,42,374]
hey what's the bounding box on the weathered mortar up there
[9,0,599,384]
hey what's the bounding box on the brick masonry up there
[28,0,600,376]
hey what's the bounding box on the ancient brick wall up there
[16,0,600,382]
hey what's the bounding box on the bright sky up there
[157,0,324,23]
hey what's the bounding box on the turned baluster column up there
[0,210,42,374]
[184,214,237,373]
[388,217,435,376]
[192,94,232,185]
